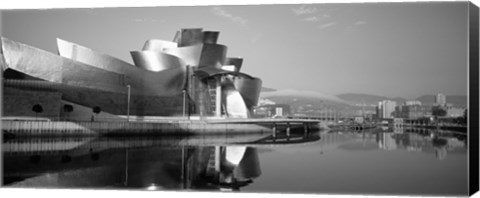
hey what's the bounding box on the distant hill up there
[415,95,435,104]
[258,89,467,117]
[259,89,352,111]
[336,93,406,106]
[336,93,467,108]
[261,87,276,92]
[415,95,467,107]
[261,89,350,104]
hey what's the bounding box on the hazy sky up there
[0,2,470,98]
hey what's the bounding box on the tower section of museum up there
[1,28,262,121]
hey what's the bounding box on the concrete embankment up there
[1,119,320,137]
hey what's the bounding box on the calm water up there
[2,129,468,196]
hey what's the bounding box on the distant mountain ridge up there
[259,89,353,111]
[261,89,349,104]
[261,87,276,92]
[336,93,405,106]
[260,88,467,108]
[415,95,467,107]
[336,93,467,107]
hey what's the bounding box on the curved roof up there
[193,67,254,79]
[130,51,186,72]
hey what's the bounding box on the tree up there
[63,104,74,121]
[32,104,43,119]
[92,106,101,121]
[431,106,447,118]
[463,109,468,124]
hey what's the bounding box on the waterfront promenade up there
[1,118,321,137]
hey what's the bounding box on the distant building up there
[405,100,422,106]
[257,98,276,106]
[446,107,465,117]
[253,104,291,118]
[354,116,364,124]
[436,93,447,106]
[393,118,404,128]
[378,133,398,150]
[397,105,432,119]
[377,100,397,119]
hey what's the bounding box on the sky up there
[0,2,471,99]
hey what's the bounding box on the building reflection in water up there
[3,129,465,191]
[191,146,261,191]
[376,128,465,160]
[2,130,319,190]
[322,128,466,161]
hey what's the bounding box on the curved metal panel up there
[0,51,6,71]
[130,51,186,72]
[194,67,253,80]
[142,39,177,51]
[163,45,202,66]
[56,38,186,96]
[225,146,247,165]
[233,76,262,110]
[222,78,249,118]
[224,57,243,72]
[1,37,125,93]
[163,44,227,68]
[199,44,227,68]
[2,27,262,118]
[164,44,227,68]
[178,28,204,47]
[233,147,261,180]
[57,38,135,70]
[0,39,7,71]
[202,31,219,44]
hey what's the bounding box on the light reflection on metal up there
[56,38,186,96]
[0,40,7,71]
[163,44,227,68]
[1,37,125,92]
[233,76,262,110]
[193,67,253,80]
[225,146,247,165]
[130,51,186,72]
[224,57,243,72]
[216,146,261,190]
[215,76,222,117]
[222,78,249,118]
[221,65,236,72]
[2,28,262,118]
[202,31,219,44]
[146,184,158,190]
[232,147,261,180]
[194,68,260,114]
[57,38,135,69]
[142,39,177,51]
[163,45,202,66]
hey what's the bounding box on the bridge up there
[287,115,340,122]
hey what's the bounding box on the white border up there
[0,0,476,9]
[0,1,478,198]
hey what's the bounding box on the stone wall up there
[2,87,62,118]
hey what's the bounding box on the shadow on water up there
[2,129,321,191]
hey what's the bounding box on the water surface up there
[2,129,468,196]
